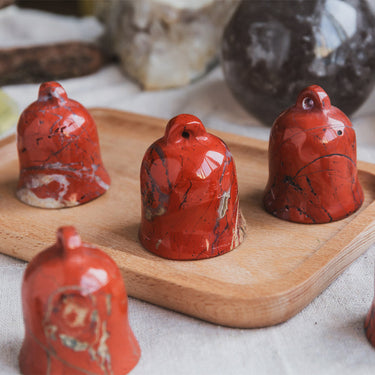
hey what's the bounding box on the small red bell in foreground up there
[17,81,110,208]
[19,226,140,375]
[263,85,363,224]
[139,114,246,260]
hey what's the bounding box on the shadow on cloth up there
[0,337,22,373]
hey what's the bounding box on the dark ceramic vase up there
[221,0,375,125]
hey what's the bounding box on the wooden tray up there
[1,108,375,328]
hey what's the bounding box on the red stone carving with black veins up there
[263,85,363,224]
[16,81,110,208]
[19,226,140,375]
[139,114,246,260]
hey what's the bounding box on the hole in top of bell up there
[182,131,190,139]
[302,97,314,110]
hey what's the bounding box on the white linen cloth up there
[1,6,375,375]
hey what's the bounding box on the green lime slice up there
[0,90,18,138]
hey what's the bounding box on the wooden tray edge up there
[2,108,374,328]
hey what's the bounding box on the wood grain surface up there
[1,108,375,328]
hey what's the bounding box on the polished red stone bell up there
[17,82,110,208]
[19,226,140,375]
[139,114,246,260]
[263,85,363,224]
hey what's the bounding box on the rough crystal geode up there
[221,0,375,125]
[97,0,238,90]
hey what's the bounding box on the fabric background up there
[1,6,375,375]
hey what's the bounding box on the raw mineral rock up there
[97,0,238,90]
[221,0,375,125]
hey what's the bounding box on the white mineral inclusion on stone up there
[218,188,231,219]
[94,175,110,191]
[59,334,89,351]
[97,321,112,370]
[230,203,241,250]
[16,174,78,208]
[17,162,110,208]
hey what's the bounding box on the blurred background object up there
[96,0,239,90]
[0,90,18,139]
[17,0,80,15]
[2,0,375,121]
[221,0,375,125]
[1,0,240,90]
[0,0,14,10]
[0,42,106,86]
[0,1,106,85]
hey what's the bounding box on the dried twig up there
[0,0,14,9]
[0,42,108,85]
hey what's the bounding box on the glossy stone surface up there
[221,0,375,125]
[19,226,141,375]
[263,85,363,224]
[17,82,110,208]
[139,114,246,260]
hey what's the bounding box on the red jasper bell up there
[139,114,246,260]
[19,226,140,375]
[263,85,363,224]
[17,81,110,208]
